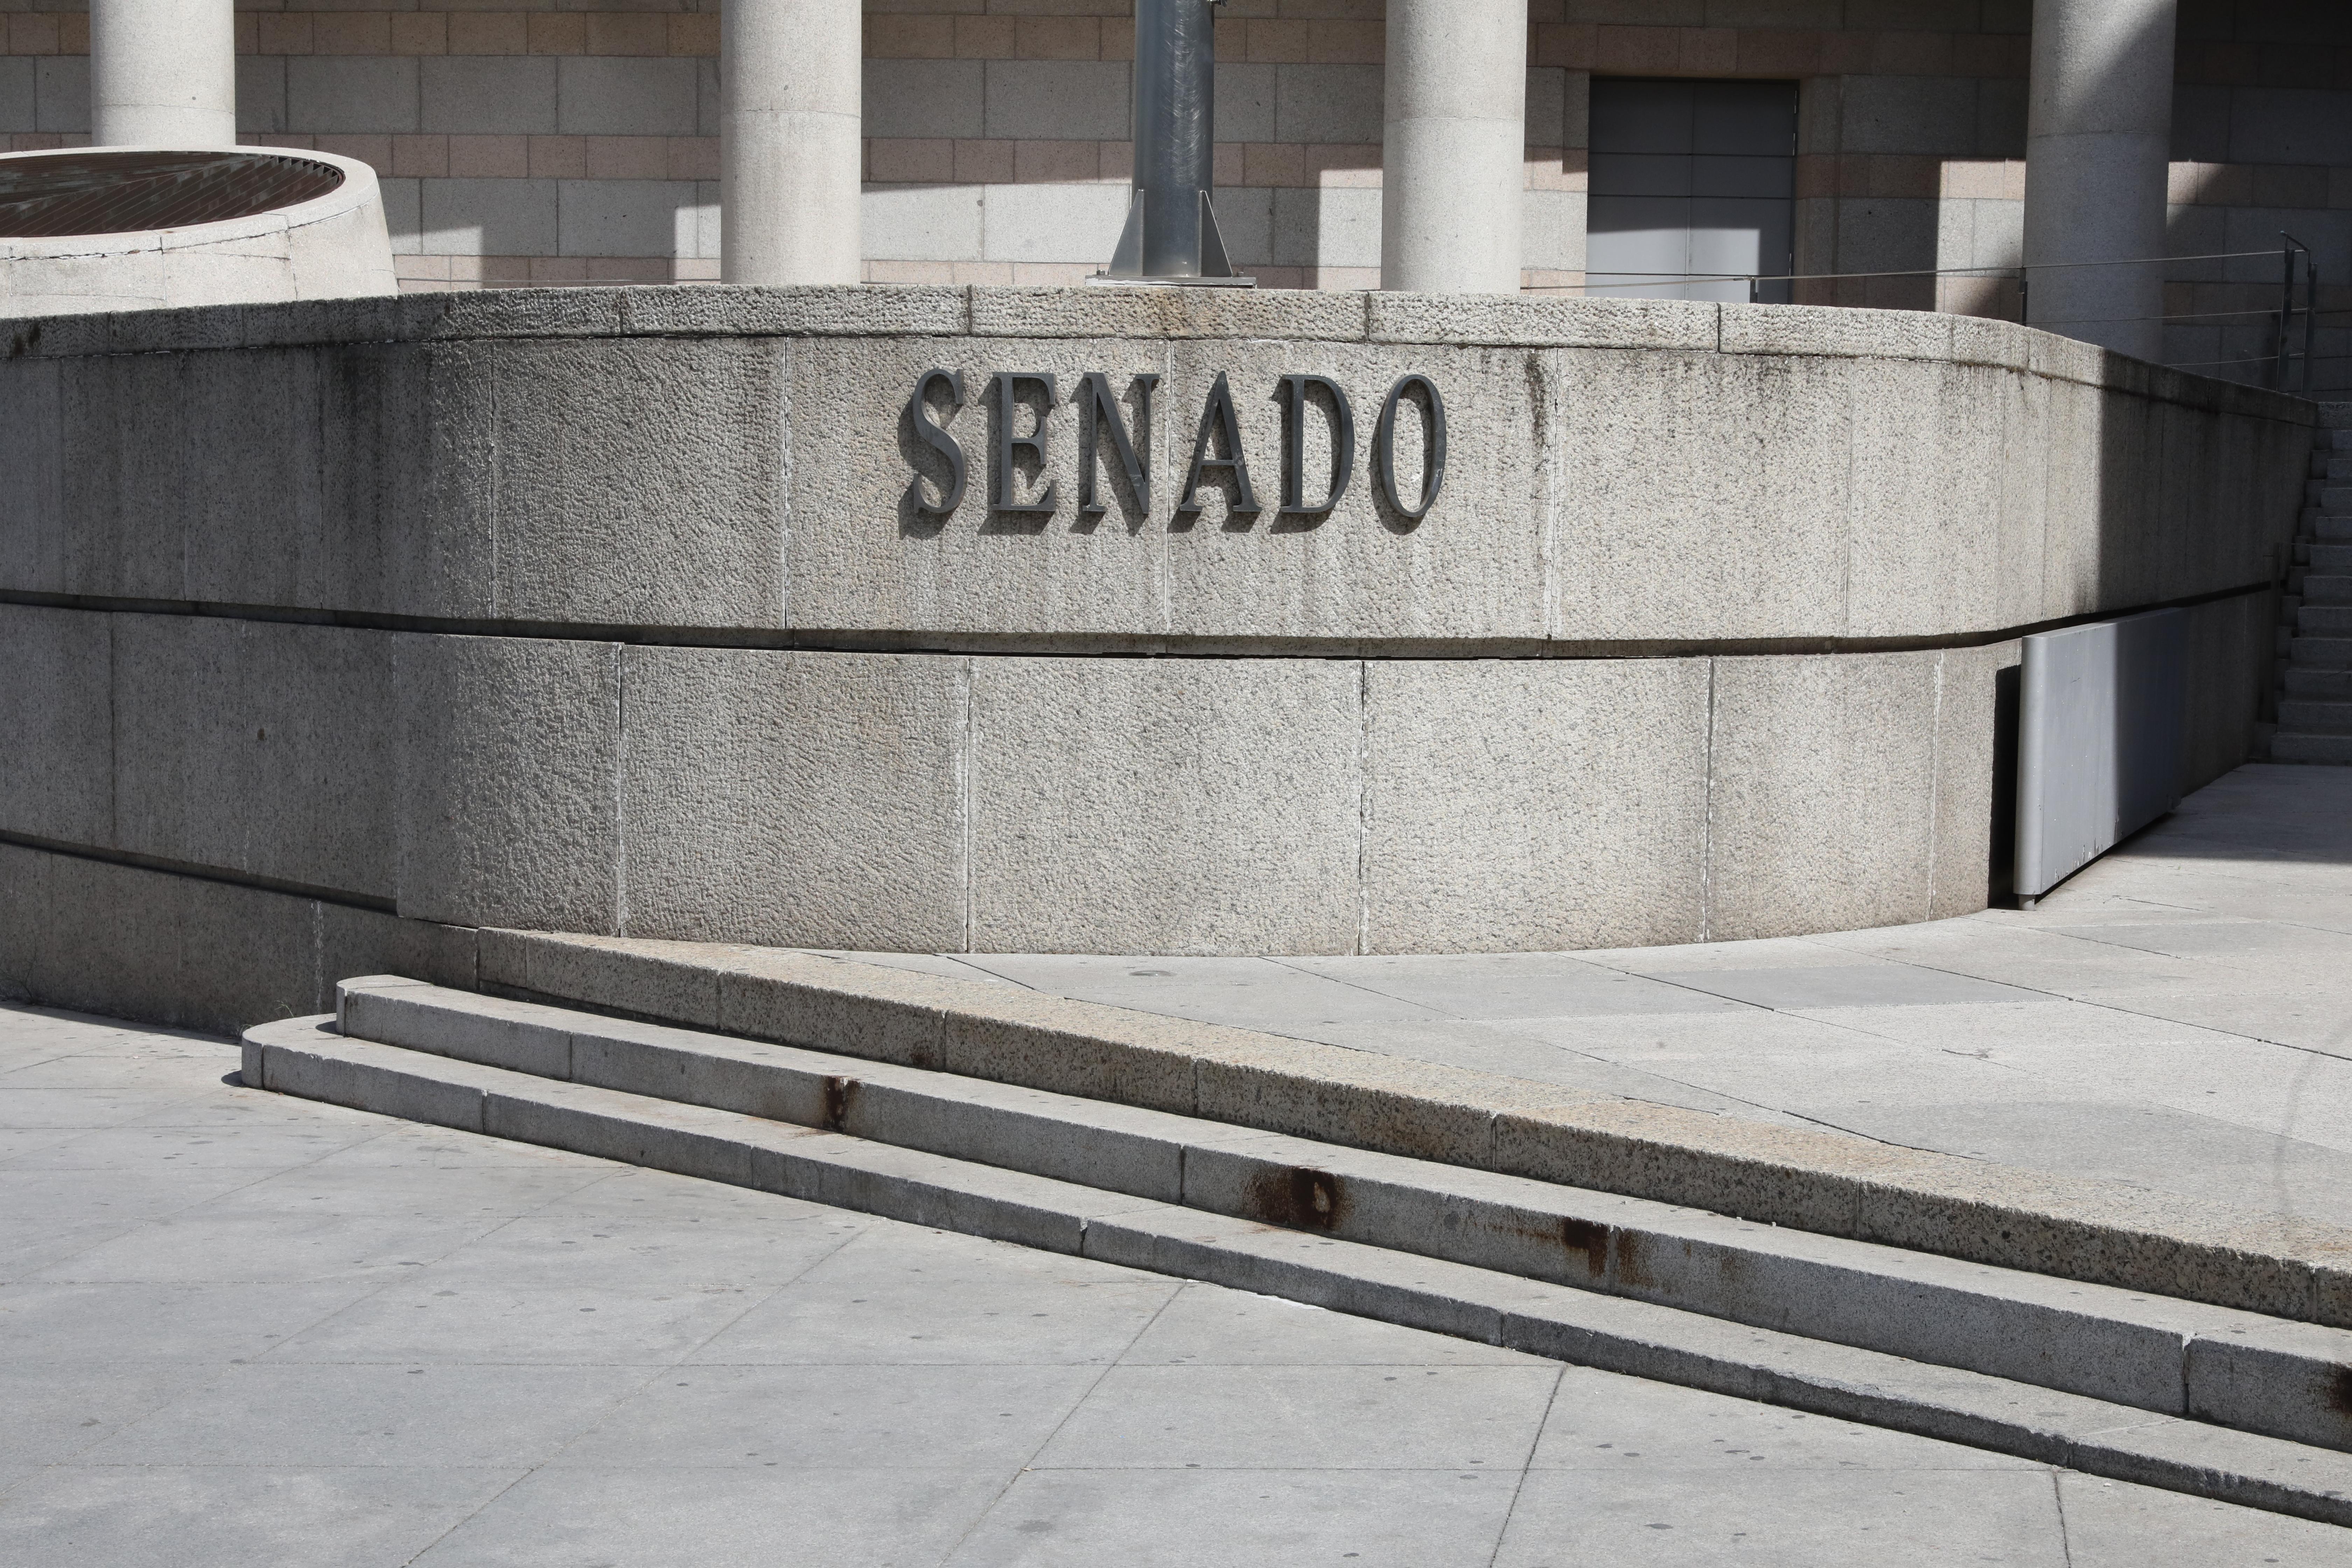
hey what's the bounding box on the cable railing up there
[1583,238,2328,394]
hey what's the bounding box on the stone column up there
[2022,0,2177,361]
[723,0,863,286]
[90,0,237,148]
[1380,0,1528,294]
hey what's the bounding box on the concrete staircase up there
[2273,403,2352,763]
[244,970,2352,1528]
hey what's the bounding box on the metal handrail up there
[2277,232,2316,396]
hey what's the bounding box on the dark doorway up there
[1586,78,1799,304]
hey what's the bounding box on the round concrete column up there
[90,0,236,148]
[1380,0,1527,294]
[2022,0,2177,361]
[723,0,863,286]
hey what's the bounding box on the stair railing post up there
[2279,235,2295,391]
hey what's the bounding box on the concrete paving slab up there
[1030,1363,1563,1471]
[410,1467,1007,1568]
[2044,919,2352,965]
[686,1226,1180,1366]
[1502,1008,1886,1062]
[944,1469,1527,1568]
[263,1279,774,1366]
[0,1218,142,1280]
[3,1123,383,1169]
[0,1280,371,1362]
[525,1165,835,1224]
[0,1164,285,1224]
[0,1127,87,1161]
[0,1041,78,1074]
[1643,964,2050,1010]
[1493,1466,2069,1566]
[0,1086,210,1128]
[27,1210,513,1284]
[190,1160,610,1218]
[0,1464,520,1568]
[1775,998,2244,1052]
[81,1361,657,1468]
[404,1214,858,1291]
[1804,1101,2352,1230]
[0,1052,235,1087]
[1279,952,1747,1020]
[0,1361,220,1466]
[1948,1036,2352,1153]
[1600,1045,2064,1111]
[5,1000,2339,1562]
[1294,1018,1812,1123]
[551,1362,1107,1471]
[959,954,1450,1033]
[1527,1366,2041,1471]
[2055,1471,2352,1566]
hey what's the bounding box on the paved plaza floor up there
[885,763,2352,1231]
[4,1006,2350,1564]
[1,1004,2348,1564]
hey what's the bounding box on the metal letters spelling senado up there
[903,371,1446,520]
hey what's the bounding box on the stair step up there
[2309,545,2352,572]
[2289,636,2352,669]
[243,1007,2352,1529]
[2272,733,2352,764]
[310,979,2352,1449]
[2316,517,2352,542]
[2278,700,2352,734]
[2303,574,2352,606]
[2285,667,2352,699]
[2300,605,2352,635]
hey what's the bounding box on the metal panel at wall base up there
[2015,608,2189,899]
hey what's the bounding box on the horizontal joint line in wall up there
[0,582,2277,664]
[0,829,398,917]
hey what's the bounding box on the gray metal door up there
[1586,78,1797,304]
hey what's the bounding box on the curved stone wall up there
[0,287,2307,967]
[0,148,397,318]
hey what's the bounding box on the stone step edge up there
[240,1016,2352,1532]
[462,929,2352,1330]
[332,976,2352,1455]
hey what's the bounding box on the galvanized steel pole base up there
[1093,0,1253,288]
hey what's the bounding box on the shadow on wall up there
[2092,332,2301,828]
[396,179,716,274]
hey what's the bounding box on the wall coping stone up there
[0,284,2313,424]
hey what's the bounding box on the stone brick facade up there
[1,0,2347,387]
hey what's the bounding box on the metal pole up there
[2278,235,2294,390]
[1100,0,1245,283]
[2304,250,2318,396]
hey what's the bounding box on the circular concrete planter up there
[0,146,396,317]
